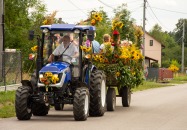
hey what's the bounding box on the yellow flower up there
[168,64,179,72]
[85,47,91,52]
[45,72,53,78]
[80,45,91,53]
[31,45,38,52]
[43,19,48,25]
[51,76,59,84]
[91,19,96,25]
[115,72,120,77]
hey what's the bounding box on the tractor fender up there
[21,80,33,93]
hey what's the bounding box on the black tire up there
[32,103,49,116]
[15,86,32,120]
[54,103,64,110]
[89,70,106,116]
[73,87,89,121]
[121,86,131,107]
[106,88,116,111]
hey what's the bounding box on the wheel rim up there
[84,94,89,114]
[128,88,131,104]
[112,95,116,109]
[27,96,32,113]
[101,80,106,107]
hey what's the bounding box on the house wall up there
[145,33,162,66]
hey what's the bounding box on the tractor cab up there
[35,24,95,83]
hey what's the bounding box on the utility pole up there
[0,0,4,79]
[143,0,146,67]
[181,20,185,73]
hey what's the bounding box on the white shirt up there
[100,43,114,53]
[53,42,78,63]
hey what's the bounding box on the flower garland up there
[40,72,59,91]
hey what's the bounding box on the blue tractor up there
[15,24,106,121]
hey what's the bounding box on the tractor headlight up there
[53,74,58,78]
[39,74,43,78]
[43,28,49,33]
[74,29,80,34]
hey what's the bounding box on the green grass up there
[132,73,187,92]
[132,81,173,92]
[0,91,16,118]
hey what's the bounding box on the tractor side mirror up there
[28,30,35,40]
[87,30,94,41]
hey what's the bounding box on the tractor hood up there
[39,62,70,73]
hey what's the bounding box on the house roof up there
[145,32,165,48]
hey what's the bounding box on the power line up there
[147,6,187,15]
[68,0,87,15]
[130,5,143,13]
[97,0,143,9]
[147,1,170,31]
[97,0,115,9]
[176,37,183,43]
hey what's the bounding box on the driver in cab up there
[48,35,79,63]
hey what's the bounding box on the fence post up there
[2,51,6,91]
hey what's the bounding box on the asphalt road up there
[1,84,187,130]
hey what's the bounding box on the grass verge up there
[0,91,15,118]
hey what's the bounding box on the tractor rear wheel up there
[106,88,116,111]
[32,103,49,116]
[73,87,89,121]
[121,86,131,107]
[15,86,32,120]
[89,70,106,116]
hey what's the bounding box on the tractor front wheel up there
[15,86,32,120]
[73,87,89,121]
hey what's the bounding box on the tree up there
[4,0,47,72]
[174,19,187,47]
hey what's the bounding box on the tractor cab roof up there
[40,24,95,32]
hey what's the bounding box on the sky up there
[42,0,187,32]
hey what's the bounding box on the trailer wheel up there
[106,88,116,111]
[121,86,131,107]
[54,103,64,110]
[89,70,106,116]
[73,87,89,121]
[32,103,49,116]
[15,86,32,120]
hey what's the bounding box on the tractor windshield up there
[43,31,80,64]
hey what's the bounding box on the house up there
[144,32,164,67]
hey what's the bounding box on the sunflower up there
[115,72,120,77]
[31,45,38,52]
[91,19,96,25]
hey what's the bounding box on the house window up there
[150,40,153,46]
